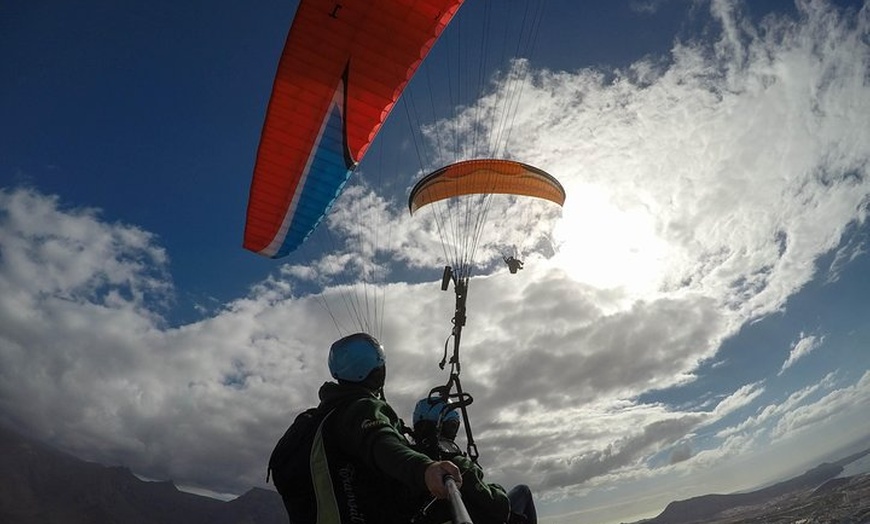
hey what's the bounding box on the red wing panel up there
[245,0,464,257]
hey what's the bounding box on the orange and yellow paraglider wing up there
[408,159,566,214]
[244,0,464,258]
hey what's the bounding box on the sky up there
[2,1,870,523]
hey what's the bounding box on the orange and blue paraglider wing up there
[408,159,566,214]
[244,0,464,258]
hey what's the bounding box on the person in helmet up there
[412,396,539,524]
[407,396,509,524]
[412,397,463,460]
[313,333,462,524]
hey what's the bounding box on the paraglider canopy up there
[244,0,465,258]
[408,159,566,215]
[407,158,565,282]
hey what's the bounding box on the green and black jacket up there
[313,382,433,524]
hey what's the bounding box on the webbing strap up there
[312,409,340,524]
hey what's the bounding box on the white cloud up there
[711,382,765,418]
[779,332,824,374]
[0,188,170,312]
[503,0,868,320]
[771,370,870,440]
[714,372,836,441]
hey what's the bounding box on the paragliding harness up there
[503,256,524,274]
[267,404,338,523]
[267,395,371,523]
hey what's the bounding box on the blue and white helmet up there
[328,333,386,382]
[413,397,460,425]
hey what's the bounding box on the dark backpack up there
[267,406,336,523]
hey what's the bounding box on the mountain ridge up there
[636,446,870,524]
[0,425,284,524]
[2,424,868,524]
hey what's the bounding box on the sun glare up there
[551,184,670,298]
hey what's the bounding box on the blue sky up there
[2,1,870,523]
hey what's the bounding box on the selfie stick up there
[444,475,473,524]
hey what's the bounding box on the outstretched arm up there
[424,461,463,499]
